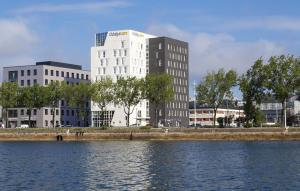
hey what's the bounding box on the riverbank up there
[0,127,300,141]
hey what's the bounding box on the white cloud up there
[147,24,286,82]
[14,1,130,14]
[0,19,38,81]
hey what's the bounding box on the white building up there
[189,108,245,127]
[91,30,156,127]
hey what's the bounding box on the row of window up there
[167,60,188,70]
[20,79,37,86]
[173,86,188,94]
[173,93,188,102]
[166,68,187,78]
[167,43,188,54]
[173,77,188,86]
[167,110,189,118]
[44,69,89,80]
[20,69,38,77]
[168,52,187,62]
[190,110,245,115]
[166,101,189,110]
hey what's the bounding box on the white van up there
[18,124,29,128]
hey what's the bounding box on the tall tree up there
[239,59,267,126]
[0,82,18,128]
[91,77,114,127]
[45,81,62,128]
[265,55,300,127]
[197,69,237,128]
[19,84,46,127]
[143,74,174,127]
[115,77,143,127]
[63,82,93,127]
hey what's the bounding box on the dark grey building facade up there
[149,37,189,127]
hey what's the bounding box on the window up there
[124,66,127,74]
[33,109,37,115]
[103,51,106,58]
[116,58,119,65]
[72,110,74,116]
[76,73,79,79]
[21,109,24,115]
[72,73,74,78]
[45,69,48,75]
[27,80,30,86]
[103,68,106,75]
[61,110,64,116]
[114,50,117,57]
[124,49,127,56]
[61,71,64,77]
[67,72,69,78]
[158,60,162,67]
[156,52,159,58]
[50,70,53,76]
[56,110,59,115]
[61,100,64,106]
[45,120,48,127]
[21,80,24,86]
[67,110,70,116]
[45,79,48,85]
[45,109,48,115]
[34,69,37,75]
[21,70,24,76]
[33,79,37,84]
[121,41,125,48]
[81,74,84,79]
[159,42,162,49]
[27,70,31,76]
[113,67,117,74]
[86,75,89,80]
[119,50,122,56]
[56,71,59,77]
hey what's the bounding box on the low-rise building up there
[2,61,90,128]
[189,101,245,127]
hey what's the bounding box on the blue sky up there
[1,0,300,98]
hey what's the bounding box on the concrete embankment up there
[0,128,300,141]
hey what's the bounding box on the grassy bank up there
[0,127,299,141]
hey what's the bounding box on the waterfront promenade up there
[0,127,299,141]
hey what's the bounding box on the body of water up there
[0,141,300,190]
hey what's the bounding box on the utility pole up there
[284,99,287,128]
[194,81,197,127]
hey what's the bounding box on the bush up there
[139,125,152,130]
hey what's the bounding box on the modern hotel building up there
[91,30,189,127]
[3,61,90,128]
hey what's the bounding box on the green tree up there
[197,69,237,128]
[65,82,93,127]
[143,74,174,127]
[19,84,46,127]
[0,82,18,128]
[239,59,267,126]
[45,81,63,128]
[115,77,143,127]
[265,55,300,127]
[91,78,114,127]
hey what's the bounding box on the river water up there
[0,141,300,190]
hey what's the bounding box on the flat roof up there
[36,61,82,70]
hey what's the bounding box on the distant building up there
[260,95,300,125]
[2,61,90,128]
[189,101,245,127]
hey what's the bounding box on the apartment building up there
[91,30,155,127]
[91,30,190,128]
[3,61,90,128]
[149,37,189,127]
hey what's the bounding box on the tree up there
[239,59,267,126]
[197,69,237,128]
[143,74,174,127]
[64,82,93,127]
[265,55,300,127]
[114,77,143,127]
[0,82,18,128]
[19,84,46,127]
[45,81,62,128]
[91,77,114,127]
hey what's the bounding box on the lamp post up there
[194,81,197,127]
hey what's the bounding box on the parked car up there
[17,124,29,128]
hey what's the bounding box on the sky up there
[0,0,300,98]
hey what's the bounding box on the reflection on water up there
[0,141,300,190]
